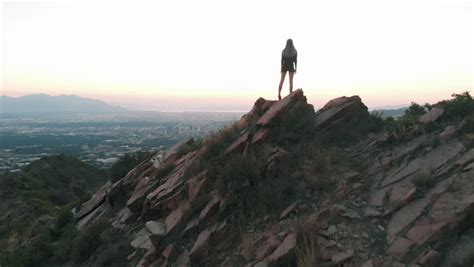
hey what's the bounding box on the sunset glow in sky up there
[2,0,473,111]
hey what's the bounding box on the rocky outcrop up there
[75,181,112,220]
[419,106,444,123]
[315,95,368,129]
[73,90,474,267]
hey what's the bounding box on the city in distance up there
[0,93,244,172]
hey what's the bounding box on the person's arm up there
[281,55,284,67]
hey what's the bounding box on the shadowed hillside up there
[0,155,107,266]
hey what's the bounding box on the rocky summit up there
[65,90,474,266]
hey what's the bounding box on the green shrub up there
[71,218,109,263]
[183,123,240,180]
[21,230,54,267]
[94,230,132,267]
[210,152,263,196]
[439,91,474,121]
[202,122,240,161]
[56,206,73,230]
[48,189,71,206]
[441,228,474,267]
[411,174,436,189]
[363,111,385,133]
[208,147,298,217]
[257,174,296,212]
[52,238,74,263]
[404,102,427,117]
[461,115,474,134]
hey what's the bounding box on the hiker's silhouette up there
[278,39,297,100]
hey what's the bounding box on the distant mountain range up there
[373,107,408,118]
[0,93,126,114]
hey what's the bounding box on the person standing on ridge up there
[278,39,297,100]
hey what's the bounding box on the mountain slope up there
[0,93,125,113]
[74,89,474,267]
[0,155,108,266]
[4,90,474,266]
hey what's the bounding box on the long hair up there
[282,39,297,58]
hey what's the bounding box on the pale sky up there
[2,0,473,111]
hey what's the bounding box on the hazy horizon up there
[2,0,473,111]
[0,91,417,112]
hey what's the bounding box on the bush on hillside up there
[110,151,153,182]
[183,123,240,180]
[404,102,427,117]
[71,218,109,263]
[94,228,132,267]
[439,91,474,120]
[381,102,429,142]
[202,122,240,160]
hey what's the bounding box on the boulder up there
[386,237,414,263]
[439,125,457,141]
[256,235,281,260]
[417,249,441,266]
[211,221,232,251]
[238,97,276,128]
[131,229,154,250]
[279,200,300,220]
[145,221,166,245]
[419,107,444,124]
[126,176,156,212]
[76,202,109,231]
[162,244,177,260]
[75,181,112,220]
[175,251,190,267]
[257,89,310,127]
[189,228,212,259]
[455,148,474,167]
[316,235,336,247]
[266,233,296,265]
[161,138,195,166]
[225,131,249,155]
[117,207,134,224]
[387,180,417,209]
[252,129,270,144]
[187,171,208,202]
[315,95,368,129]
[385,177,453,242]
[165,201,189,235]
[331,249,354,264]
[333,204,361,220]
[405,217,447,246]
[464,162,474,171]
[364,207,382,218]
[429,171,474,225]
[145,154,195,213]
[199,193,222,225]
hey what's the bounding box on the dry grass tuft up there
[202,122,240,159]
[241,234,255,262]
[295,218,320,267]
[296,237,318,267]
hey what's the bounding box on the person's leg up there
[278,72,287,100]
[289,71,295,93]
